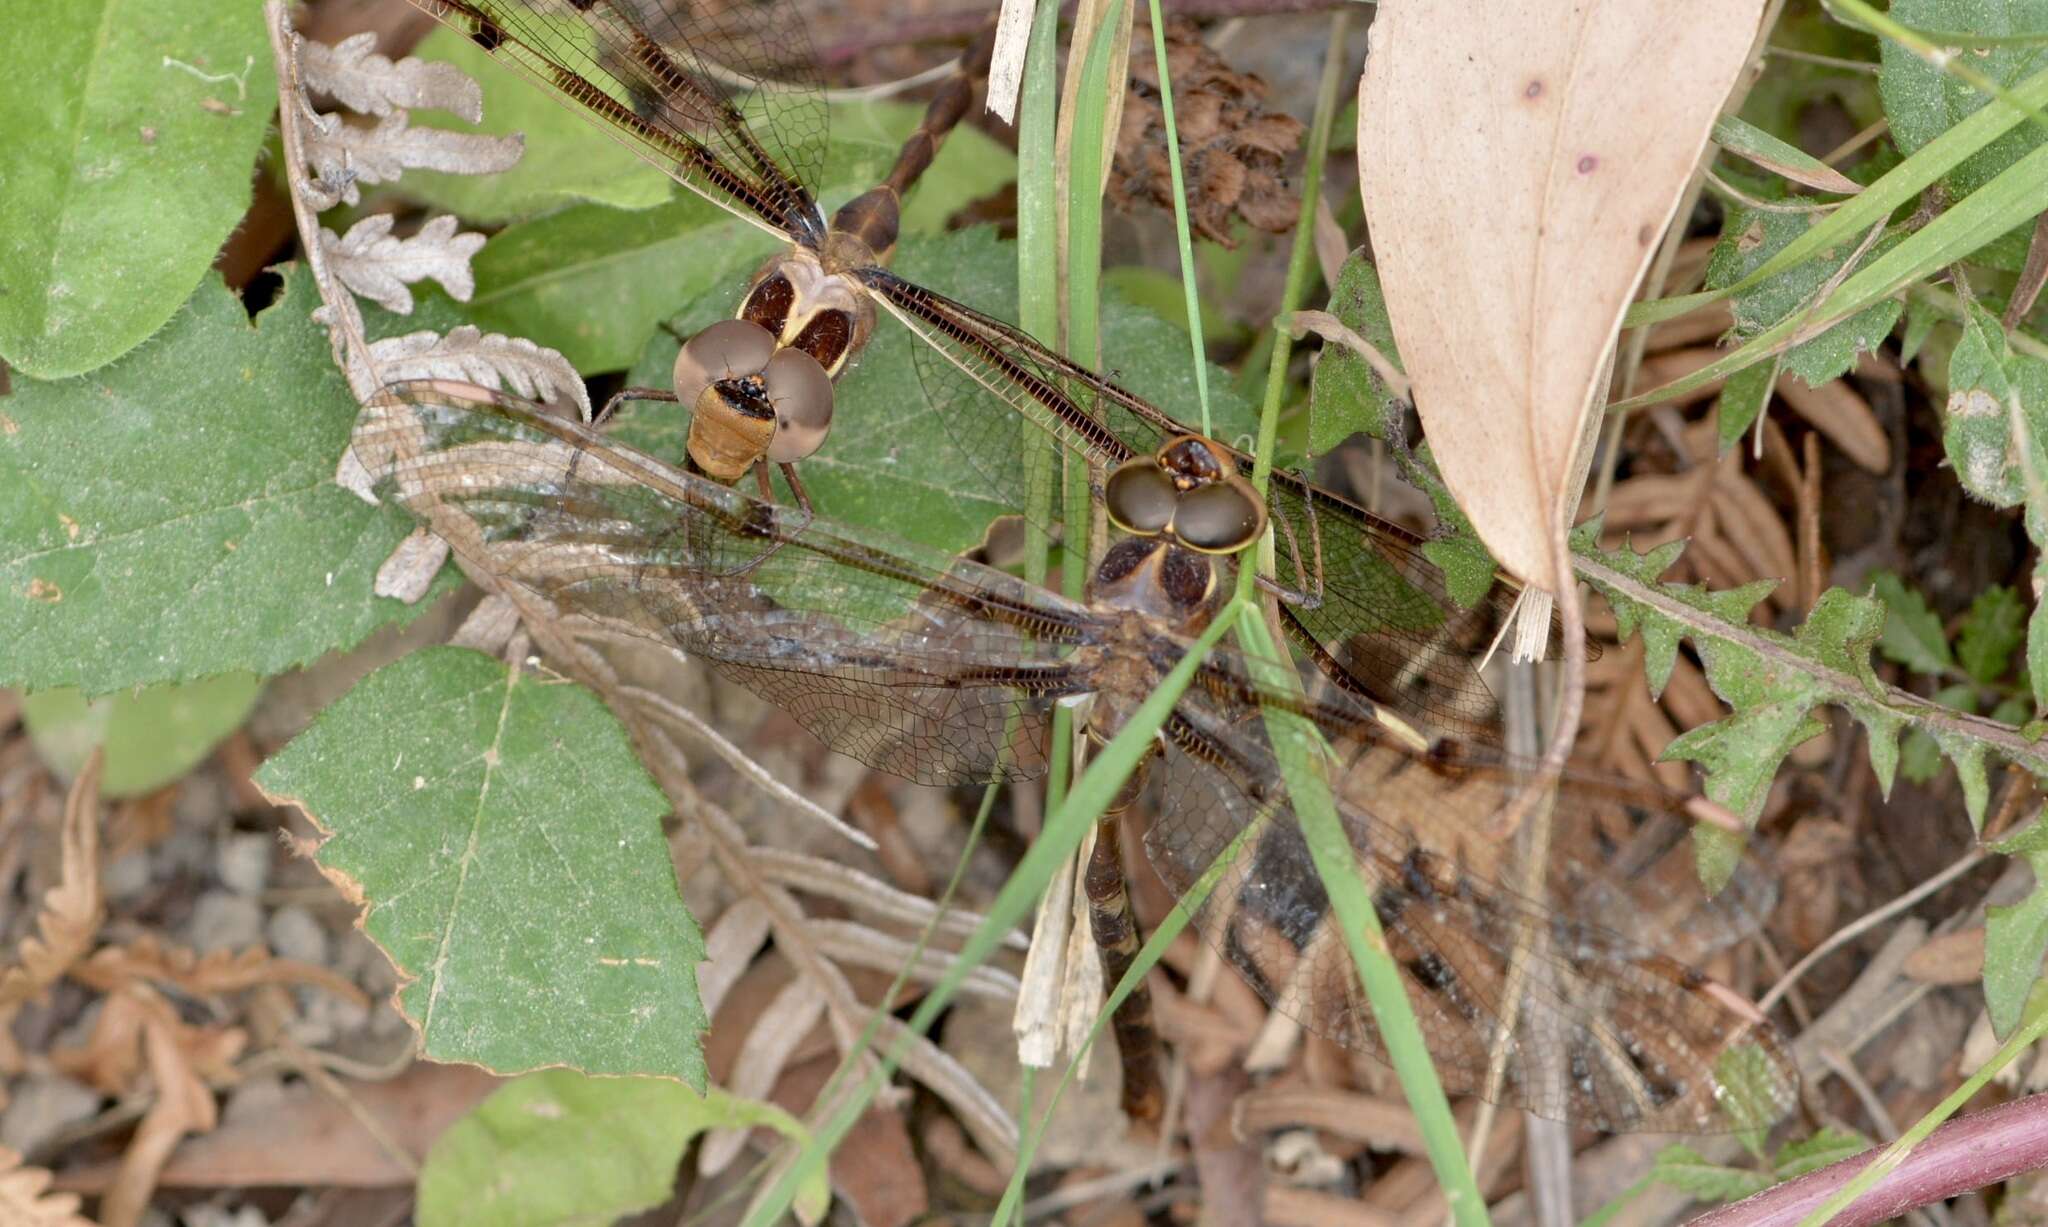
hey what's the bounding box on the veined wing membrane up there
[412,0,828,243]
[1149,666,1797,1134]
[356,381,1088,784]
[866,267,1545,737]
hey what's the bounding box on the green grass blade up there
[1143,0,1213,435]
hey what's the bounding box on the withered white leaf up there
[368,326,592,419]
[324,214,487,314]
[300,31,484,121]
[302,110,522,204]
[1358,0,1763,592]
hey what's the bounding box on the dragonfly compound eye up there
[674,318,778,408]
[1172,478,1265,553]
[1105,459,1179,535]
[761,347,835,461]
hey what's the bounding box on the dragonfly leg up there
[1255,482,1326,610]
[1084,766,1165,1125]
[594,386,679,427]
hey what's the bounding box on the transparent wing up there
[1142,663,1798,1134]
[866,267,1550,738]
[407,0,828,244]
[355,380,1100,784]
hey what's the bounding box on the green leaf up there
[417,1070,822,1227]
[1717,1044,1789,1158]
[1870,569,1956,675]
[1650,1144,1772,1203]
[614,228,1257,560]
[1879,0,2048,198]
[1940,304,2048,534]
[22,673,261,799]
[1716,360,1779,452]
[1960,584,2026,682]
[1986,815,2048,1036]
[1773,1126,1872,1180]
[0,0,275,378]
[0,269,452,695]
[399,25,673,219]
[1712,114,1861,193]
[254,648,707,1085]
[2030,556,2048,708]
[1900,726,1946,784]
[1705,207,1904,387]
[1307,250,1402,454]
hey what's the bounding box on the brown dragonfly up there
[398,0,1558,744]
[352,379,1800,1134]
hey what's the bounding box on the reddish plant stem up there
[810,0,1344,66]
[1690,1093,2048,1227]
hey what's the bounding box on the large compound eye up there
[1105,459,1177,535]
[761,347,835,461]
[673,318,777,405]
[1173,478,1265,553]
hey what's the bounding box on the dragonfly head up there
[1105,435,1266,555]
[674,318,835,478]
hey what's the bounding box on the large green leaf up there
[1879,0,2048,197]
[1306,249,1400,455]
[613,226,1256,560]
[0,0,275,378]
[255,647,707,1085]
[418,1070,825,1227]
[0,267,450,696]
[22,672,262,799]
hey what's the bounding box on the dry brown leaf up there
[98,990,223,1227]
[0,1147,96,1227]
[1905,928,1988,986]
[1358,0,1764,591]
[1775,374,1890,474]
[71,936,368,1010]
[0,753,105,1010]
[53,987,246,1097]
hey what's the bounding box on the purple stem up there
[1689,1093,2048,1227]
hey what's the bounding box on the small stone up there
[216,833,273,897]
[0,1071,103,1155]
[102,849,154,904]
[188,892,265,953]
[265,906,327,966]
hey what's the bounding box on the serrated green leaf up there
[1870,570,1956,675]
[1986,816,2048,1036]
[22,673,261,799]
[1718,1044,1788,1157]
[0,1,275,380]
[0,269,454,695]
[1879,0,2048,198]
[1900,726,1946,784]
[1693,824,1748,898]
[1706,207,1904,386]
[1960,585,2026,682]
[255,648,707,1085]
[417,1070,823,1227]
[613,228,1257,560]
[1773,1126,1871,1180]
[1933,723,1995,828]
[1651,1145,1772,1202]
[1716,360,1779,452]
[1308,250,1401,454]
[1851,700,1906,796]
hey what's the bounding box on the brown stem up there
[809,0,1346,67]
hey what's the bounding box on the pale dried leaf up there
[749,848,1027,950]
[368,327,591,419]
[451,592,522,654]
[99,993,222,1227]
[301,110,522,205]
[0,1147,95,1227]
[374,527,451,602]
[323,214,487,314]
[1904,928,1987,986]
[300,30,483,121]
[0,753,105,1009]
[1358,0,1764,589]
[699,900,774,1019]
[807,920,1017,999]
[1775,376,1890,474]
[700,976,826,1175]
[73,936,368,1009]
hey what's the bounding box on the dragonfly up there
[398,0,1563,743]
[350,379,1800,1134]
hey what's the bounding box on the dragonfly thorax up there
[738,246,877,382]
